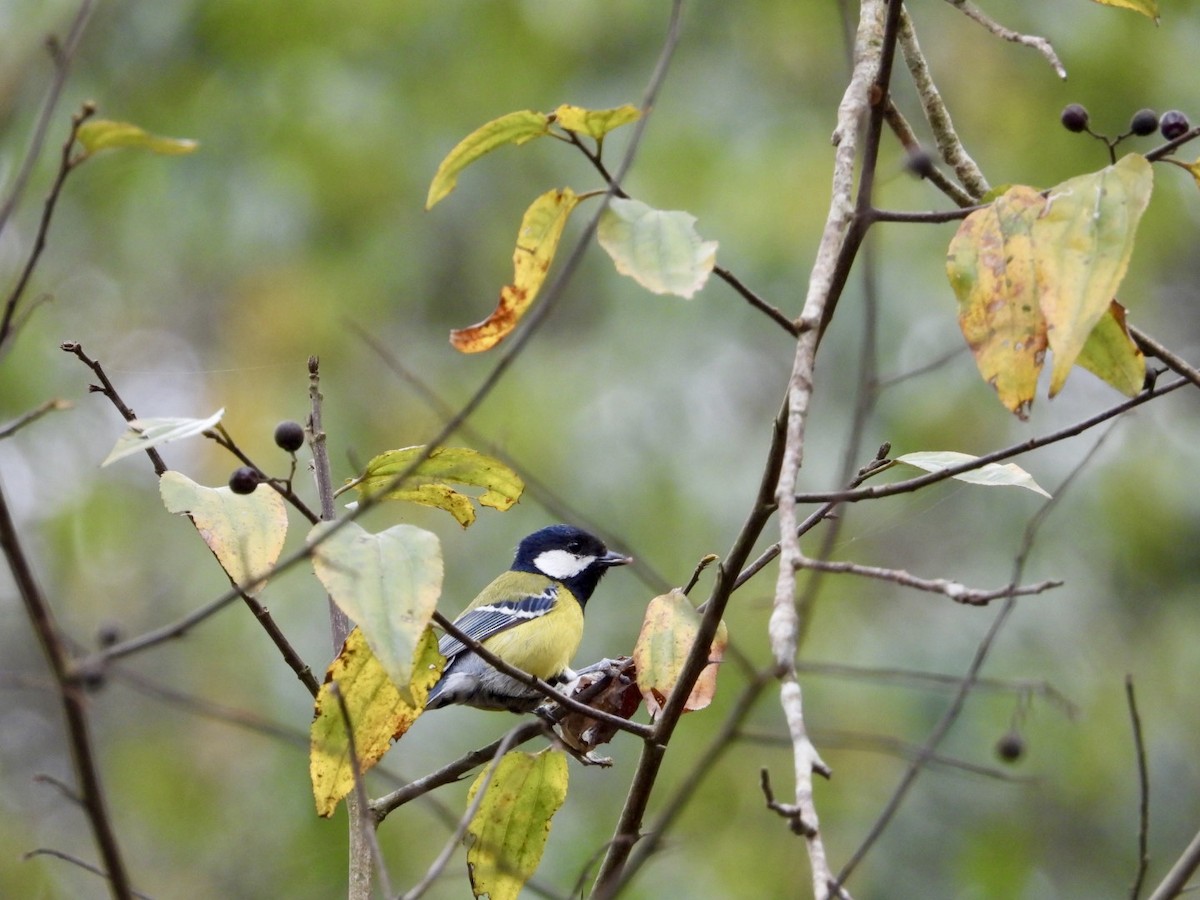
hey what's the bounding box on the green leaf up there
[894,451,1051,499]
[310,626,442,818]
[1089,0,1159,20]
[552,103,641,140]
[450,188,578,353]
[101,409,224,466]
[946,186,1047,421]
[631,589,727,717]
[597,198,718,299]
[1076,300,1145,397]
[76,119,198,157]
[343,446,524,526]
[309,521,443,704]
[466,749,569,900]
[159,470,287,593]
[426,110,551,209]
[1034,154,1153,396]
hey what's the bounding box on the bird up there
[424,524,632,712]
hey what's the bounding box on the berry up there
[995,730,1025,763]
[1160,109,1191,140]
[229,466,261,495]
[274,419,305,453]
[1060,104,1089,133]
[1129,108,1159,137]
[96,621,122,648]
[904,148,936,180]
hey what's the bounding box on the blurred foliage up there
[2,1,1200,898]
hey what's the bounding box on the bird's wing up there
[437,583,559,659]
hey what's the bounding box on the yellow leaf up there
[309,521,443,703]
[450,187,579,353]
[310,627,442,818]
[946,186,1047,420]
[1034,154,1153,396]
[1089,0,1159,21]
[1076,300,1145,396]
[552,103,641,140]
[159,469,287,593]
[343,446,524,527]
[631,589,727,717]
[426,110,551,209]
[76,119,198,157]
[465,750,568,900]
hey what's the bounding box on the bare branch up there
[23,848,150,900]
[794,554,1062,606]
[1127,675,1151,900]
[1147,827,1200,900]
[944,0,1066,80]
[0,481,133,897]
[898,9,990,200]
[0,398,71,440]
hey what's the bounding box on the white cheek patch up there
[534,549,595,580]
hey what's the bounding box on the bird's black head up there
[512,524,632,605]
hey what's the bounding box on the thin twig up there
[794,376,1189,505]
[329,682,393,898]
[944,0,1066,80]
[794,554,1062,606]
[0,0,95,237]
[1130,326,1200,391]
[881,101,976,208]
[0,481,133,898]
[1127,675,1151,900]
[898,8,991,199]
[833,422,1115,891]
[399,727,525,900]
[0,398,72,440]
[23,848,150,900]
[1,102,96,351]
[1146,828,1200,900]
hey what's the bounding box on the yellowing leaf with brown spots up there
[1034,154,1152,396]
[341,446,524,527]
[465,749,568,900]
[159,469,287,594]
[632,589,727,717]
[946,186,1047,420]
[310,626,442,818]
[450,187,579,353]
[1076,300,1145,396]
[552,104,641,140]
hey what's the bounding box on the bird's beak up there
[600,550,633,567]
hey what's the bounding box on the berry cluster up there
[1060,103,1192,143]
[227,419,306,494]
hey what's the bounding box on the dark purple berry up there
[229,466,261,495]
[995,730,1025,763]
[96,621,122,648]
[1060,104,1089,133]
[1160,109,1190,141]
[1129,108,1159,137]
[904,148,936,180]
[274,420,305,453]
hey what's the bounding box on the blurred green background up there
[2,1,1199,898]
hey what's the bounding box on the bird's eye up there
[567,540,581,553]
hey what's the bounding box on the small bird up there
[425,524,632,712]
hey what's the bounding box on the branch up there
[898,9,990,201]
[833,420,1114,890]
[770,2,899,894]
[1147,828,1200,900]
[0,398,71,440]
[944,0,1066,80]
[0,0,95,236]
[23,848,148,900]
[881,100,976,208]
[0,481,133,898]
[793,554,1062,606]
[794,376,1189,505]
[1,102,96,351]
[1126,675,1150,900]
